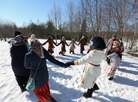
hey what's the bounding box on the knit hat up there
[112,34,116,38]
[14,31,21,37]
[30,39,44,58]
[91,36,106,50]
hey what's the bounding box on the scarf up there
[30,39,44,58]
[11,35,24,44]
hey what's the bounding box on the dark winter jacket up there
[79,38,86,49]
[24,47,67,89]
[11,42,30,76]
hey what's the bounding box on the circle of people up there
[9,31,124,102]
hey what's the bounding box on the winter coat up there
[79,38,86,49]
[58,40,68,52]
[77,50,105,89]
[11,42,30,76]
[24,47,66,89]
[43,39,56,49]
[106,38,112,47]
[69,40,77,51]
[107,52,121,68]
[120,42,124,52]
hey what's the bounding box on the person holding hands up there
[66,36,106,98]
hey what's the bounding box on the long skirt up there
[48,48,54,54]
[34,82,52,102]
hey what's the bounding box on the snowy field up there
[0,39,138,102]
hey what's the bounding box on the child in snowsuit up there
[57,36,69,55]
[42,35,57,55]
[66,36,106,98]
[69,38,77,54]
[24,39,69,102]
[106,40,122,80]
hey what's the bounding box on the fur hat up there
[91,36,106,50]
[14,31,21,37]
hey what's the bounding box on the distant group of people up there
[9,31,124,102]
[42,35,86,56]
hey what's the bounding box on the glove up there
[65,61,74,67]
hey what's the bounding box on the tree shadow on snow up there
[93,91,132,102]
[26,90,37,102]
[118,68,138,75]
[120,61,138,70]
[54,54,84,61]
[48,66,72,80]
[48,66,82,102]
[113,76,138,87]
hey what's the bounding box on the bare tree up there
[109,0,137,37]
[80,0,103,36]
[66,1,76,39]
[48,2,62,42]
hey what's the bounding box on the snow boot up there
[72,51,75,54]
[108,77,113,80]
[93,83,99,90]
[83,88,94,98]
[47,97,57,102]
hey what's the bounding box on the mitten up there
[66,61,74,67]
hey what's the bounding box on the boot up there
[83,88,94,98]
[108,77,113,80]
[47,97,57,102]
[59,52,61,55]
[93,83,99,90]
[72,51,75,54]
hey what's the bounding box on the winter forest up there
[0,0,138,52]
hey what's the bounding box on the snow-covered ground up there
[0,39,138,102]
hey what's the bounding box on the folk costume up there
[69,38,77,54]
[66,36,106,98]
[57,36,69,55]
[78,36,86,54]
[106,40,122,80]
[42,35,57,55]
